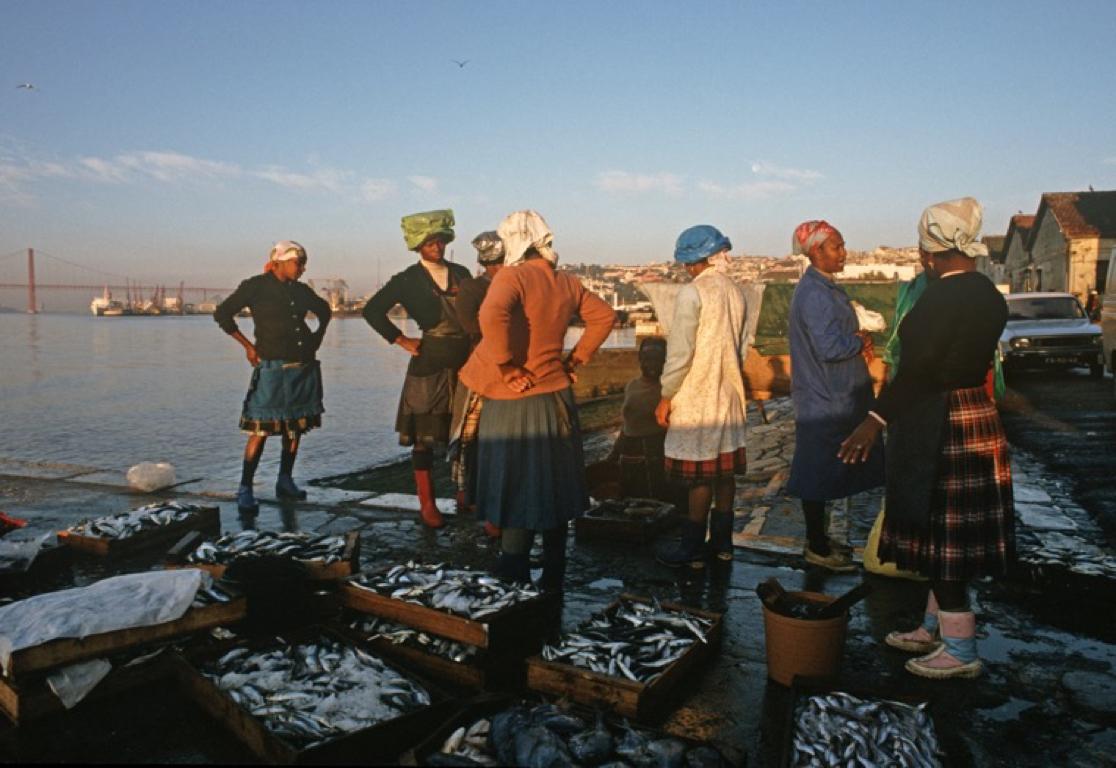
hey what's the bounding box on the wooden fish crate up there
[174,626,458,764]
[3,596,246,681]
[56,505,220,557]
[166,529,361,581]
[524,594,723,722]
[575,498,678,544]
[340,574,561,653]
[0,649,176,726]
[400,692,735,766]
[780,678,958,768]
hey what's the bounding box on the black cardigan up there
[875,271,1007,420]
[214,273,331,362]
[363,261,472,344]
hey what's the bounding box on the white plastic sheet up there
[0,533,51,574]
[0,568,207,675]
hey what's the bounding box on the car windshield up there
[1006,297,1085,321]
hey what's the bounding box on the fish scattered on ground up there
[201,635,431,748]
[435,701,727,767]
[66,502,203,540]
[350,561,541,620]
[540,598,714,684]
[191,579,242,608]
[349,614,480,664]
[590,498,667,520]
[187,530,348,566]
[791,691,944,768]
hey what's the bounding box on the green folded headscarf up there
[401,209,456,251]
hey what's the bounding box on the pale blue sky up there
[2,0,1115,292]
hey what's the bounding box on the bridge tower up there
[26,248,37,314]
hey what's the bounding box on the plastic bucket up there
[762,590,847,687]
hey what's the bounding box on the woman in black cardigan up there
[363,210,471,529]
[214,241,331,516]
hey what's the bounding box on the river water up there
[0,314,634,489]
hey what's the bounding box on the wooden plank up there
[341,580,560,652]
[0,651,176,726]
[6,598,246,680]
[524,594,722,722]
[57,506,220,558]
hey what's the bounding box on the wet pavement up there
[1,392,1116,765]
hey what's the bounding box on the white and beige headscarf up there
[497,210,559,267]
[917,197,988,258]
[264,240,306,273]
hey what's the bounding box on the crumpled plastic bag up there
[0,533,51,574]
[126,462,176,492]
[852,301,887,333]
[47,658,112,709]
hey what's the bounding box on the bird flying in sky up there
[16,83,36,90]
[451,59,469,69]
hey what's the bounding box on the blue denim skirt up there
[240,360,324,437]
[474,388,589,530]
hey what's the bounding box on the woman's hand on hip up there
[837,417,882,463]
[654,397,672,429]
[500,364,535,393]
[395,336,421,356]
[245,344,260,367]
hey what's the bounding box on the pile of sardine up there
[349,615,480,664]
[66,501,202,540]
[202,636,431,748]
[187,530,348,566]
[430,700,727,767]
[591,498,666,520]
[540,598,714,684]
[791,692,943,768]
[350,561,541,619]
[191,580,242,608]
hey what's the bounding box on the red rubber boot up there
[414,469,445,529]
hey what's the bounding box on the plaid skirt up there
[880,386,1015,580]
[665,447,747,487]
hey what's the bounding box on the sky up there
[2,0,1116,294]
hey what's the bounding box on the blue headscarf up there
[674,225,731,264]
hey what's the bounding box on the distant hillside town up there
[560,246,921,310]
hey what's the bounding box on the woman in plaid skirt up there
[840,198,1013,680]
[655,226,749,569]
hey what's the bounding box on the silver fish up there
[349,615,481,664]
[350,561,541,620]
[67,501,200,540]
[186,530,347,566]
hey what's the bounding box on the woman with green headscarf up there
[363,209,472,529]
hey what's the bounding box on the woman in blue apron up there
[215,241,331,516]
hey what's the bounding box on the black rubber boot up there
[708,510,734,562]
[494,552,531,585]
[657,519,707,569]
[540,529,568,594]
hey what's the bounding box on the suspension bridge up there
[0,248,233,313]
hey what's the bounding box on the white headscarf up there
[918,197,988,258]
[498,210,559,267]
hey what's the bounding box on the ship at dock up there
[90,284,222,317]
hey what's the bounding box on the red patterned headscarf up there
[791,220,838,258]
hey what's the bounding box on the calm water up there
[0,314,633,488]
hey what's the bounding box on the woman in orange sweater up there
[458,210,615,592]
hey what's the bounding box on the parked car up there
[999,292,1103,377]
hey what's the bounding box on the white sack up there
[126,461,176,492]
[852,301,887,333]
[0,568,207,675]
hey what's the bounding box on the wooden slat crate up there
[574,498,678,544]
[525,594,723,722]
[174,626,457,764]
[167,530,361,581]
[4,596,246,681]
[57,505,220,557]
[0,649,176,726]
[340,575,560,653]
